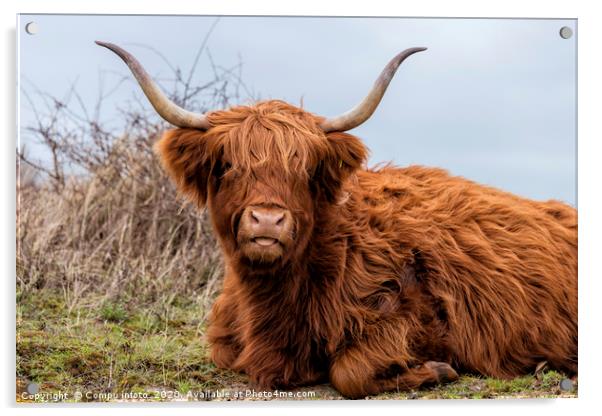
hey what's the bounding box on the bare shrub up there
[17,36,247,316]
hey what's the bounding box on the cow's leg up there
[329,321,458,398]
[206,292,243,369]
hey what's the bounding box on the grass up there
[16,291,248,403]
[375,372,575,400]
[16,291,577,403]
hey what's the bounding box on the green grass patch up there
[99,302,129,323]
[17,291,247,402]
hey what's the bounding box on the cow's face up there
[155,101,367,269]
[97,42,423,268]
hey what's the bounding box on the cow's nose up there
[242,206,292,239]
[250,208,285,228]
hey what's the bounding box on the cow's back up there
[348,165,577,377]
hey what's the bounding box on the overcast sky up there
[18,15,576,205]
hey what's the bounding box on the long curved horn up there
[320,47,427,132]
[95,41,211,130]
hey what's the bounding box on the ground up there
[16,292,577,403]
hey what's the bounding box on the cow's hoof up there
[424,361,459,384]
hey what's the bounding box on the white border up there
[3,1,601,415]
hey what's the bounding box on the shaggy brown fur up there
[155,100,577,398]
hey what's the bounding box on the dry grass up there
[17,144,222,315]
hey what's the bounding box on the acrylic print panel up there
[17,15,577,403]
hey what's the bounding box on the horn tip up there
[95,40,113,49]
[397,47,427,61]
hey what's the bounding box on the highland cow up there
[98,41,578,398]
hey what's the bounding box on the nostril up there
[250,211,260,224]
[275,214,285,227]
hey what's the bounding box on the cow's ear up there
[318,132,368,202]
[154,128,212,208]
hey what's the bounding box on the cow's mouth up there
[251,237,279,247]
[239,235,285,264]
